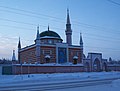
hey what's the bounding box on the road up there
[0,77,119,91]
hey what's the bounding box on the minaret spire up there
[35,25,41,63]
[18,37,21,49]
[36,25,40,40]
[12,50,16,61]
[48,25,49,31]
[18,37,21,64]
[80,33,83,63]
[65,8,72,45]
[80,33,83,47]
[67,8,70,24]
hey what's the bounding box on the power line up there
[0,6,120,39]
[0,18,120,44]
[83,36,120,42]
[0,18,36,26]
[0,24,35,31]
[0,5,120,50]
[0,33,120,51]
[0,36,33,42]
[0,5,119,33]
[0,9,59,22]
[0,8,108,30]
[0,5,119,59]
[107,0,120,6]
[1,35,120,53]
[2,25,120,41]
[0,22,120,43]
[85,46,120,52]
[1,8,120,36]
[1,16,120,39]
[0,5,64,21]
[0,17,65,30]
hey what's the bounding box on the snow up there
[0,72,120,91]
[112,79,120,87]
[54,79,120,91]
[0,72,118,83]
[54,84,119,91]
[0,72,120,83]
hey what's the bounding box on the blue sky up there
[0,0,120,60]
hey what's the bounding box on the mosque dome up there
[40,30,61,39]
[39,27,63,44]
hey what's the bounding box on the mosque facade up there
[12,9,111,74]
[18,9,83,65]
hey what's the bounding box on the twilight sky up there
[0,0,120,60]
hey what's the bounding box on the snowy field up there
[54,79,120,91]
[0,72,120,91]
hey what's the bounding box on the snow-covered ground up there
[0,72,120,83]
[0,72,120,91]
[54,80,120,91]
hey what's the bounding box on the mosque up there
[18,9,83,65]
[11,9,110,74]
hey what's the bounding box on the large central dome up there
[40,30,61,38]
[39,27,63,44]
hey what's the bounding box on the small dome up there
[40,30,61,39]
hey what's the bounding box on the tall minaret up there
[18,37,21,50]
[12,50,16,61]
[18,37,21,63]
[80,33,83,48]
[48,25,50,31]
[65,9,72,45]
[80,33,83,63]
[35,25,41,63]
[36,26,40,41]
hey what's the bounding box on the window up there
[50,50,52,55]
[48,40,52,44]
[77,52,79,56]
[40,50,45,55]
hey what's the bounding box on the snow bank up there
[0,72,120,85]
[112,79,120,87]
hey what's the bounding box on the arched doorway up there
[84,62,90,72]
[93,58,101,72]
[103,62,107,72]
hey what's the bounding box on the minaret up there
[35,25,41,63]
[65,9,72,45]
[12,50,16,61]
[80,33,83,48]
[48,25,50,31]
[18,37,21,63]
[36,25,40,41]
[18,37,21,50]
[80,33,83,63]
